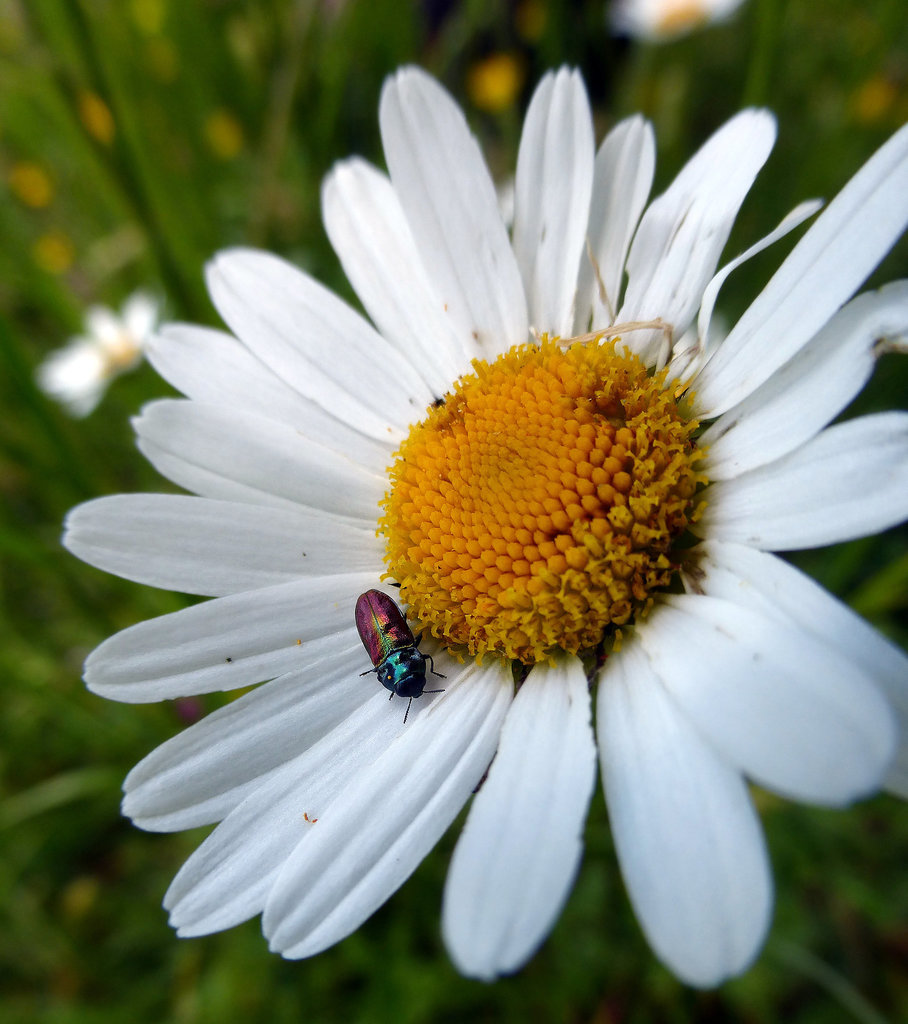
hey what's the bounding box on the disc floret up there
[379,338,706,663]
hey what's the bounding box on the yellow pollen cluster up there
[379,338,705,663]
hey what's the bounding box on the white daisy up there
[63,67,908,987]
[609,0,747,42]
[38,290,160,416]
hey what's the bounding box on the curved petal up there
[694,199,823,367]
[702,282,908,480]
[684,540,908,798]
[207,248,434,438]
[146,324,392,466]
[84,571,379,702]
[512,67,594,338]
[134,400,386,522]
[574,115,655,334]
[165,690,409,937]
[699,412,908,549]
[617,110,777,367]
[598,637,772,988]
[64,494,381,597]
[123,634,369,830]
[442,656,596,979]
[262,660,514,958]
[321,158,468,392]
[694,122,908,416]
[379,66,528,358]
[638,595,897,805]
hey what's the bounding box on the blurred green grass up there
[1,0,906,1021]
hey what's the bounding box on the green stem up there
[742,0,781,108]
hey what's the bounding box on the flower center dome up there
[379,338,705,663]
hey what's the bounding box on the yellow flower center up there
[379,337,705,663]
[655,0,711,36]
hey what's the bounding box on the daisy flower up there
[38,290,159,416]
[63,67,908,987]
[609,0,747,41]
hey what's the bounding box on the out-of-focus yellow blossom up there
[61,876,101,921]
[851,75,898,125]
[78,91,116,145]
[466,53,525,114]
[204,109,244,160]
[33,232,75,274]
[9,161,54,208]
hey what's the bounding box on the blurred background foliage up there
[1,0,907,1021]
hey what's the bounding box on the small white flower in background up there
[38,291,159,416]
[609,0,747,41]
[64,66,908,988]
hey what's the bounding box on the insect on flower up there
[355,589,446,723]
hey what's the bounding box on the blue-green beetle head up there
[377,647,427,698]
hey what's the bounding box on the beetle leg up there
[424,654,446,679]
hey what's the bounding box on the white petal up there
[512,67,594,338]
[207,248,434,437]
[123,634,369,830]
[84,305,122,344]
[321,158,468,393]
[37,339,107,416]
[694,199,823,367]
[146,324,392,467]
[685,540,908,798]
[442,657,596,979]
[598,637,772,988]
[263,660,514,958]
[121,291,160,340]
[64,494,380,596]
[702,282,908,480]
[84,571,379,702]
[134,399,385,521]
[165,690,408,937]
[694,122,908,416]
[148,322,300,412]
[617,110,776,367]
[638,595,897,805]
[379,66,528,358]
[573,115,655,333]
[699,412,908,549]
